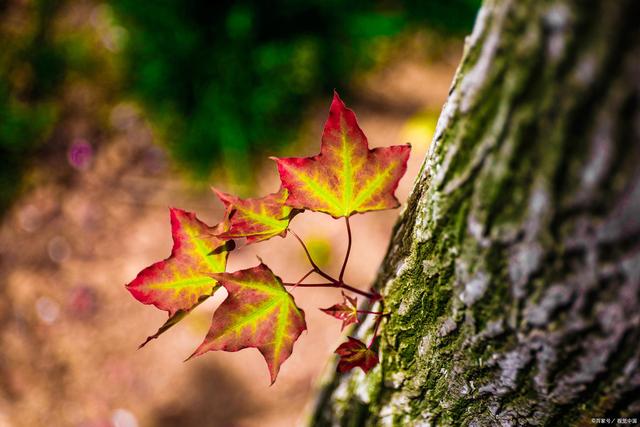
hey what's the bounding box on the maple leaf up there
[272,91,411,218]
[126,208,228,338]
[320,291,358,331]
[213,187,298,244]
[188,263,307,384]
[335,337,379,373]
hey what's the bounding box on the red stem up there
[283,282,334,287]
[340,282,375,299]
[357,310,385,315]
[338,217,352,283]
[289,229,335,283]
[284,281,375,299]
[290,269,315,290]
[368,314,384,349]
[287,227,377,300]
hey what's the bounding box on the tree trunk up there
[310,0,640,425]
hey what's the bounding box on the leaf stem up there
[338,217,352,283]
[284,281,375,299]
[368,314,384,349]
[289,229,335,283]
[287,227,377,300]
[290,269,315,290]
[339,282,375,299]
[284,282,333,287]
[357,310,385,315]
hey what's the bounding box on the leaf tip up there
[330,90,346,110]
[138,335,155,349]
[268,370,278,386]
[168,206,188,219]
[211,186,232,205]
[183,348,201,363]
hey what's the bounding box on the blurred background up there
[0,0,479,426]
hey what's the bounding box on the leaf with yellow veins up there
[188,263,306,384]
[272,91,411,218]
[335,337,379,373]
[126,208,229,330]
[213,187,299,244]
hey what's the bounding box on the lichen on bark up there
[309,0,640,425]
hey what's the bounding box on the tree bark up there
[310,0,640,425]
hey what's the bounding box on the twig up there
[287,227,377,300]
[338,217,352,283]
[289,229,335,283]
[290,269,315,290]
[368,314,384,349]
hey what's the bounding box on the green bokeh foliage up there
[109,0,480,183]
[0,0,62,212]
[0,0,480,212]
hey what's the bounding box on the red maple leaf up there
[272,91,410,218]
[188,263,307,384]
[335,337,379,373]
[320,291,358,331]
[125,208,229,346]
[213,187,299,244]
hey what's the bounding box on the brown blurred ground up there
[0,32,460,427]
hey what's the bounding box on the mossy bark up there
[309,0,640,425]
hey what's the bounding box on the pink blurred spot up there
[68,286,99,318]
[68,139,93,170]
